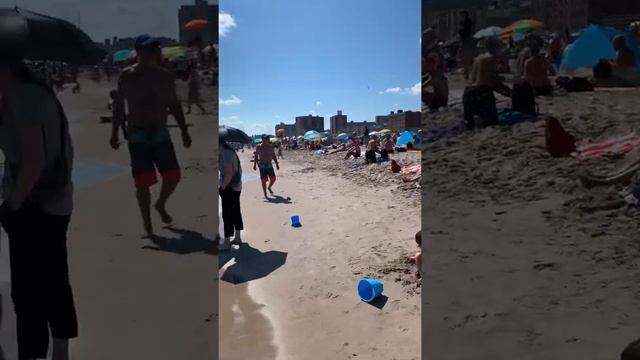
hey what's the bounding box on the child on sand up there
[407,230,422,279]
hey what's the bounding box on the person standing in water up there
[254,135,279,198]
[111,34,192,236]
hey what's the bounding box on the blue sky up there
[219,0,420,135]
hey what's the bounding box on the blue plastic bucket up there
[291,215,301,227]
[358,279,383,302]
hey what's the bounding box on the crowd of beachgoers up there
[421,12,640,359]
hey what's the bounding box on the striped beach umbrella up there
[501,19,545,39]
[474,26,502,39]
[379,129,392,137]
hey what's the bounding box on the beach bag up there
[511,81,536,115]
[556,76,594,92]
[545,116,576,157]
[391,159,402,173]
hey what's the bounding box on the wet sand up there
[218,151,421,360]
[422,78,640,359]
[0,77,219,359]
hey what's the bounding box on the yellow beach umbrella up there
[162,46,188,61]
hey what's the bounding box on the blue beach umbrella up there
[303,130,322,140]
[396,130,417,146]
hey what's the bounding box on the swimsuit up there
[127,127,180,188]
[463,85,498,129]
[258,162,276,181]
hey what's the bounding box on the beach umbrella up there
[113,49,133,63]
[253,138,262,144]
[270,137,279,144]
[379,129,392,137]
[184,19,208,31]
[474,26,502,39]
[396,130,417,146]
[0,7,106,64]
[219,125,252,144]
[303,130,322,140]
[162,46,188,61]
[501,19,545,39]
[337,133,350,141]
[368,131,378,136]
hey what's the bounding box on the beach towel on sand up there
[400,164,421,174]
[545,116,576,157]
[575,132,640,159]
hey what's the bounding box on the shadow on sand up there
[142,227,217,255]
[265,195,292,204]
[218,244,287,284]
[367,294,389,310]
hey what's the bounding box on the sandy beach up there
[422,74,640,359]
[1,75,219,360]
[219,148,421,360]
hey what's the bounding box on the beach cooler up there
[291,215,302,228]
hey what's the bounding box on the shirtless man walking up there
[254,135,279,198]
[111,34,192,236]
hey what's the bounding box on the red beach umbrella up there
[184,19,209,31]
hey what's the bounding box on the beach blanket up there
[497,109,537,126]
[400,164,421,174]
[575,132,640,159]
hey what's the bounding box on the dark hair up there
[622,338,640,360]
[415,230,422,246]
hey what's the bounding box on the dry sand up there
[218,149,421,360]
[422,76,640,359]
[1,77,219,360]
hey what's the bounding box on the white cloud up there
[316,101,322,106]
[219,95,242,106]
[379,83,421,96]
[219,12,237,37]
[409,82,421,95]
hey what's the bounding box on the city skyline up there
[219,0,421,136]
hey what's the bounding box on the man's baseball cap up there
[135,34,160,49]
[261,134,269,139]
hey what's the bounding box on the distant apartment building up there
[178,0,219,45]
[376,114,391,128]
[330,111,348,134]
[344,121,377,135]
[386,110,421,132]
[295,115,325,136]
[275,123,296,138]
